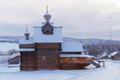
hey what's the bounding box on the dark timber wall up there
[19,44,34,48]
[60,57,93,69]
[8,56,20,64]
[35,43,61,69]
[20,51,36,70]
[20,43,93,70]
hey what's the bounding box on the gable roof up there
[62,38,83,52]
[19,37,33,44]
[110,51,119,56]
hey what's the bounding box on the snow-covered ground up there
[0,60,120,80]
[0,43,19,52]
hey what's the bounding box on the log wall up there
[19,44,34,48]
[20,42,93,70]
[35,43,61,69]
[60,57,93,69]
[60,57,93,63]
[20,51,36,70]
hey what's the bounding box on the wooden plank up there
[36,55,60,69]
[60,57,93,63]
[61,63,90,70]
[36,43,61,49]
[20,52,36,70]
[20,44,34,48]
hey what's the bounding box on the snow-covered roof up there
[101,52,108,57]
[110,51,119,56]
[19,37,34,44]
[62,39,83,52]
[60,54,93,58]
[8,54,20,59]
[19,48,35,51]
[33,27,62,43]
[0,51,3,54]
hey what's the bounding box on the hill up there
[63,37,120,57]
[0,36,120,57]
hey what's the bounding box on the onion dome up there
[44,6,51,22]
[24,32,30,40]
[24,25,30,40]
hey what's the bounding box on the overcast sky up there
[0,0,120,40]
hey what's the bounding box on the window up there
[42,56,46,61]
[72,58,77,63]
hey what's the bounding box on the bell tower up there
[34,6,62,69]
[42,6,53,34]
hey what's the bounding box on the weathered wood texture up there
[111,53,120,60]
[35,43,61,53]
[35,43,61,69]
[37,55,60,69]
[60,57,93,63]
[8,56,20,64]
[20,42,94,70]
[19,44,34,48]
[20,52,36,70]
[60,57,93,69]
[60,63,90,70]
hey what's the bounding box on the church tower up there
[42,6,53,34]
[33,7,62,69]
[19,25,36,70]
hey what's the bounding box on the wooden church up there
[19,8,93,71]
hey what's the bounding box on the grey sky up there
[0,0,120,40]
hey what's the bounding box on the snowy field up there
[0,43,120,80]
[0,60,120,80]
[0,43,19,52]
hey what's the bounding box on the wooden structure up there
[8,55,20,64]
[60,54,93,69]
[98,60,105,67]
[92,61,100,68]
[35,43,61,69]
[19,9,93,71]
[110,51,120,60]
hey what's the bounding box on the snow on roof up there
[60,54,93,58]
[33,27,62,43]
[62,39,83,52]
[110,51,119,56]
[19,37,34,44]
[0,51,3,54]
[8,53,20,59]
[101,52,108,57]
[19,48,35,51]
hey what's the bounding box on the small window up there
[73,58,77,63]
[42,56,46,61]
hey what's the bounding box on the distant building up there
[8,56,20,64]
[0,51,3,55]
[19,8,93,71]
[110,51,120,60]
[8,54,20,64]
[100,52,108,59]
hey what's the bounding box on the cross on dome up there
[44,6,51,22]
[24,24,30,40]
[42,6,53,34]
